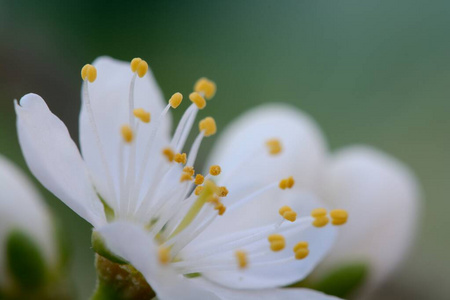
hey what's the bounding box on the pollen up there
[218,186,228,197]
[194,186,203,195]
[180,172,193,182]
[209,165,221,176]
[266,138,282,155]
[278,206,297,222]
[194,77,216,100]
[162,147,175,162]
[133,108,151,123]
[174,153,187,164]
[279,176,295,189]
[235,250,248,269]
[330,209,348,226]
[195,174,204,185]
[268,234,286,252]
[81,64,97,82]
[313,216,329,228]
[189,92,206,109]
[199,117,217,137]
[158,246,171,265]
[215,202,226,216]
[130,58,148,78]
[120,125,133,143]
[293,241,309,260]
[169,92,183,108]
[183,166,195,176]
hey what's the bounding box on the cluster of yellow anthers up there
[311,208,348,227]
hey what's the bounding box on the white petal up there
[15,93,106,227]
[79,56,171,207]
[194,279,341,300]
[97,222,220,300]
[0,155,56,287]
[317,146,420,289]
[207,104,327,197]
[183,190,337,289]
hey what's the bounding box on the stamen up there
[268,234,285,252]
[189,92,206,109]
[311,208,329,227]
[311,208,327,217]
[194,77,216,100]
[293,241,309,260]
[218,186,228,197]
[174,153,187,164]
[266,138,282,155]
[133,108,151,123]
[330,209,348,225]
[235,250,248,269]
[195,186,203,195]
[169,92,183,108]
[131,58,149,78]
[180,172,193,182]
[183,166,195,176]
[195,174,204,185]
[121,124,134,143]
[81,64,97,82]
[158,246,171,265]
[199,117,217,137]
[279,176,295,189]
[209,165,221,176]
[278,206,297,222]
[162,147,175,162]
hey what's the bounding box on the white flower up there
[0,154,57,290]
[209,104,420,296]
[15,57,347,299]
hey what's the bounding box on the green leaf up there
[91,231,128,265]
[6,230,48,290]
[314,263,369,298]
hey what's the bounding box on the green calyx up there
[91,231,127,265]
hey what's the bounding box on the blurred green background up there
[0,0,449,299]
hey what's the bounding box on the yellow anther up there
[133,108,151,123]
[136,60,148,78]
[194,186,203,195]
[235,250,248,269]
[174,153,187,164]
[199,117,217,137]
[81,64,97,82]
[194,174,204,185]
[207,194,220,205]
[194,77,216,100]
[169,92,183,108]
[279,176,295,189]
[282,210,297,222]
[120,125,133,143]
[162,147,175,162]
[158,246,171,265]
[311,208,327,218]
[180,172,193,182]
[189,92,206,109]
[279,205,293,216]
[266,138,282,155]
[218,186,228,197]
[313,216,329,228]
[268,234,286,252]
[330,209,348,226]
[183,166,195,176]
[215,202,226,216]
[293,241,309,252]
[209,165,221,176]
[130,58,142,72]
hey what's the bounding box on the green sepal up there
[98,194,115,222]
[313,262,369,298]
[91,231,128,265]
[6,229,48,290]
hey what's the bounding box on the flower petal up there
[0,155,56,286]
[207,104,327,197]
[317,146,420,288]
[97,222,220,300]
[79,56,171,208]
[182,190,337,289]
[15,93,106,227]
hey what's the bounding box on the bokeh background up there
[0,1,449,299]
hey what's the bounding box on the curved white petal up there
[183,190,337,289]
[97,222,219,300]
[15,93,106,227]
[194,278,341,300]
[317,146,420,289]
[207,104,327,198]
[0,155,56,287]
[79,56,171,208]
